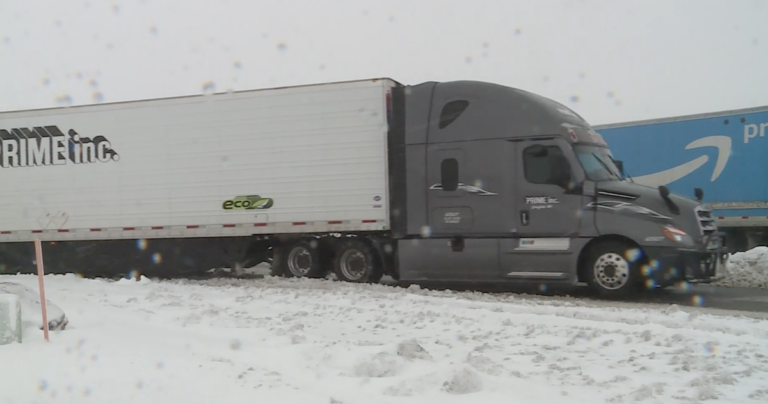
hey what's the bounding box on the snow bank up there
[715,246,768,289]
[0,282,68,331]
[0,294,22,345]
[116,275,152,285]
[1,273,767,403]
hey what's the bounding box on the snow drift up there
[716,246,768,289]
[0,281,68,331]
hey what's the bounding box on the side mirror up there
[614,160,624,175]
[659,185,670,198]
[694,187,704,201]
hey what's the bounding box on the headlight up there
[662,225,687,242]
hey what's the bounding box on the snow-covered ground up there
[2,273,768,404]
[715,246,768,289]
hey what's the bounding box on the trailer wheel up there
[333,239,383,283]
[584,240,643,299]
[271,240,325,278]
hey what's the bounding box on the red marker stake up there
[34,239,49,342]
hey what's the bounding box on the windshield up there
[573,144,626,182]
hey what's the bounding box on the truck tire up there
[584,240,643,299]
[271,240,326,278]
[332,239,383,283]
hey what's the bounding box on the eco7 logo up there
[222,195,274,210]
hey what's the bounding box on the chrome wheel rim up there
[339,249,367,280]
[287,246,312,276]
[594,252,630,290]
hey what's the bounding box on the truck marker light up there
[567,128,577,141]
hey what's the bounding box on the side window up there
[523,145,565,185]
[439,100,470,129]
[440,158,459,191]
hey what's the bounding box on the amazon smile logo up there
[631,135,732,187]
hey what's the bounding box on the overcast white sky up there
[1,0,766,124]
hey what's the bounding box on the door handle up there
[449,236,464,252]
[521,210,530,226]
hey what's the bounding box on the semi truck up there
[0,78,725,297]
[594,105,768,254]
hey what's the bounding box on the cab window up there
[523,145,565,185]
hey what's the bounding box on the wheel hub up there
[339,249,367,280]
[287,247,312,276]
[594,252,630,290]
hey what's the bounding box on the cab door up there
[499,137,583,280]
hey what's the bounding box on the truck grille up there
[694,205,717,236]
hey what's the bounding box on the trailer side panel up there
[0,79,396,242]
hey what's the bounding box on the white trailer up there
[1,78,396,278]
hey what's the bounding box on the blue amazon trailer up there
[595,105,768,253]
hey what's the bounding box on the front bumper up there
[642,232,727,287]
